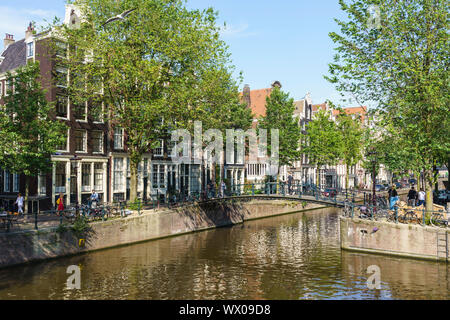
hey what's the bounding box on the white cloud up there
[220,23,257,39]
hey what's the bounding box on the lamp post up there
[367,149,378,206]
[70,155,82,205]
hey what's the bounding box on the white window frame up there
[56,94,69,119]
[94,163,103,192]
[38,173,46,195]
[74,129,87,153]
[113,158,124,192]
[12,173,19,192]
[4,170,10,192]
[55,67,68,88]
[91,101,104,123]
[26,42,34,58]
[153,140,164,157]
[114,127,124,150]
[92,130,104,154]
[57,128,70,152]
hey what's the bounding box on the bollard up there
[138,198,141,215]
[34,211,38,230]
[422,207,425,225]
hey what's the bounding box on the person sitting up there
[90,190,99,208]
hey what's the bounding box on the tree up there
[326,0,450,212]
[336,111,364,190]
[258,86,302,180]
[58,0,243,202]
[0,61,67,208]
[301,109,342,189]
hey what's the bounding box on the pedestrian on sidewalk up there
[407,186,417,207]
[388,185,398,210]
[15,193,24,214]
[417,188,426,207]
[56,193,64,215]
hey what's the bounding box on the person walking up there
[56,193,64,215]
[417,188,426,207]
[15,193,24,214]
[407,187,417,207]
[287,174,293,195]
[388,184,399,210]
[220,180,226,198]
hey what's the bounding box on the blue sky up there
[0,0,352,105]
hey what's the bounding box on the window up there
[81,163,91,192]
[94,163,103,191]
[159,165,165,188]
[55,67,67,88]
[38,173,46,195]
[56,95,68,118]
[154,140,163,157]
[57,129,69,152]
[152,165,158,188]
[113,158,124,191]
[92,131,103,153]
[4,170,10,192]
[0,81,3,96]
[73,102,86,121]
[74,130,87,152]
[55,162,66,193]
[5,79,13,95]
[90,102,103,122]
[27,42,34,57]
[13,174,19,192]
[55,41,67,58]
[114,127,124,150]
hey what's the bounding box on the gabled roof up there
[248,88,272,118]
[0,39,26,75]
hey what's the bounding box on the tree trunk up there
[24,176,29,214]
[424,169,433,214]
[345,164,349,191]
[129,160,138,203]
[415,170,420,191]
[316,166,320,191]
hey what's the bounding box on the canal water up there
[0,207,449,300]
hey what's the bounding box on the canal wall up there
[0,199,326,269]
[340,216,449,262]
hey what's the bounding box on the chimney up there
[271,81,282,89]
[3,34,15,50]
[25,22,35,41]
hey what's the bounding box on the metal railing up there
[341,200,449,228]
[0,182,413,233]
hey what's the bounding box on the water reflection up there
[0,207,448,300]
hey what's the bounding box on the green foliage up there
[258,86,302,169]
[302,109,342,186]
[56,0,250,202]
[71,216,90,238]
[0,61,67,176]
[326,0,450,210]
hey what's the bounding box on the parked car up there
[437,190,450,204]
[394,182,402,189]
[383,183,390,191]
[409,178,417,185]
[375,184,385,192]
